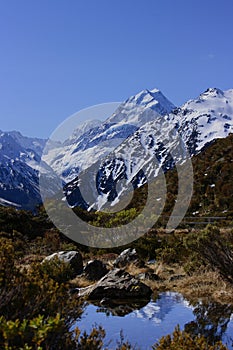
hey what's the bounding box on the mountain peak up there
[201,87,224,97]
[183,87,231,111]
[127,88,163,105]
[106,88,175,126]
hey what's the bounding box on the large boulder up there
[43,251,83,274]
[113,248,142,268]
[83,259,108,281]
[79,268,152,300]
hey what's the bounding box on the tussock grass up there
[125,263,153,276]
[124,260,233,304]
[69,275,95,288]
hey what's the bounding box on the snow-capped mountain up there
[7,131,47,156]
[173,87,233,154]
[1,87,233,211]
[0,131,60,209]
[44,89,175,183]
[61,88,233,210]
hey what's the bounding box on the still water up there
[75,292,233,349]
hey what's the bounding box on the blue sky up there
[1,0,233,138]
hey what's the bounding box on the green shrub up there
[0,317,117,350]
[74,326,105,350]
[0,314,72,350]
[184,226,233,283]
[156,246,179,264]
[183,252,205,275]
[0,238,82,323]
[152,325,227,350]
[38,257,75,283]
[155,233,189,264]
[0,238,17,288]
[133,233,160,260]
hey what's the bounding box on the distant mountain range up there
[0,87,232,211]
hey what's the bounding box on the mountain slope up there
[136,132,233,221]
[187,132,233,217]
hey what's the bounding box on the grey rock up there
[79,268,152,300]
[83,259,108,281]
[113,248,139,268]
[43,250,83,274]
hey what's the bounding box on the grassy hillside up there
[75,133,233,229]
[188,133,233,217]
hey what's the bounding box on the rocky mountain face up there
[0,87,232,210]
[0,131,60,209]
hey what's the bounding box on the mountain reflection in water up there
[75,292,233,349]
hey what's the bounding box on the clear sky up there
[1,0,233,138]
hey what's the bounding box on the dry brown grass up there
[69,275,95,288]
[125,262,154,276]
[141,262,185,291]
[19,254,45,264]
[174,270,233,304]
[147,264,233,304]
[124,261,233,304]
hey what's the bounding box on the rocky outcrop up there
[83,259,108,281]
[78,268,152,300]
[43,251,83,274]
